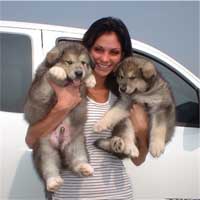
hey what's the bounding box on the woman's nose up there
[100,52,110,63]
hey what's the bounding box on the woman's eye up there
[129,76,135,80]
[65,60,73,65]
[110,50,120,56]
[94,47,103,53]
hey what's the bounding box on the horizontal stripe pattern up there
[52,92,133,200]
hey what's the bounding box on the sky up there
[0,1,199,77]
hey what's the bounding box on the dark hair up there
[82,17,133,96]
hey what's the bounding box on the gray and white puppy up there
[24,41,96,192]
[94,55,175,158]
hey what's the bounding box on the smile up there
[96,63,112,70]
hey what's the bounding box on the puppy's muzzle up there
[119,84,127,93]
[119,87,126,93]
[75,70,83,79]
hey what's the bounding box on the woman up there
[26,17,149,200]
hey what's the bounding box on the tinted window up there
[0,33,32,113]
[135,53,199,128]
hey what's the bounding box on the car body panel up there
[0,21,199,200]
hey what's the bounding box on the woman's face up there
[90,32,122,78]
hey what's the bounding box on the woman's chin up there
[94,67,113,77]
[94,70,111,78]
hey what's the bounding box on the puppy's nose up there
[75,70,83,78]
[119,87,126,93]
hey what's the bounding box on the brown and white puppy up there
[94,55,175,159]
[24,41,96,192]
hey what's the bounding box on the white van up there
[0,20,199,200]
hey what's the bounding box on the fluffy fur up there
[94,55,176,158]
[24,41,96,192]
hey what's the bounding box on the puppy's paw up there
[124,143,139,158]
[48,66,67,82]
[149,139,165,157]
[46,176,64,192]
[111,136,125,153]
[75,163,94,177]
[93,121,106,133]
[94,120,112,133]
[85,75,96,88]
[94,138,111,152]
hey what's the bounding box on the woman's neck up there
[87,87,109,103]
[87,72,109,103]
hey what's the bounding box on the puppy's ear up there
[88,54,95,70]
[46,47,62,65]
[113,61,122,76]
[140,61,157,80]
[46,41,68,66]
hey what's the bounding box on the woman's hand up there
[129,104,149,166]
[49,80,82,111]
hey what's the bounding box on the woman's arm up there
[25,82,82,149]
[129,104,149,166]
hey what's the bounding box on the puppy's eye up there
[129,76,135,80]
[65,60,73,65]
[81,61,86,65]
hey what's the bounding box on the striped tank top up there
[51,92,133,200]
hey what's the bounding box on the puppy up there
[24,41,96,192]
[94,55,175,158]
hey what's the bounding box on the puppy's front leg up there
[94,101,129,132]
[47,65,67,86]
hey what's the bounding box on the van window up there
[135,53,199,128]
[0,33,32,113]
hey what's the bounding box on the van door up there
[0,26,45,200]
